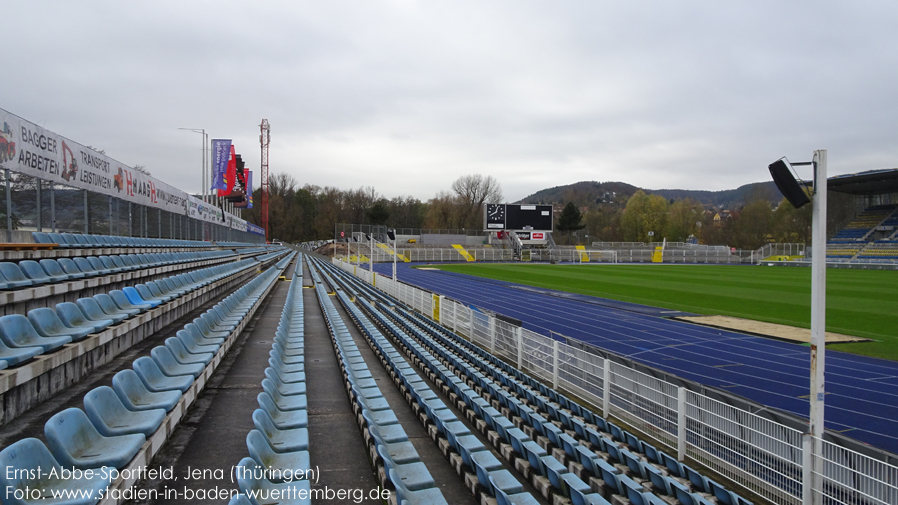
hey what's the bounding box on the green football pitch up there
[430,263,898,361]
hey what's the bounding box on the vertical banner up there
[210,139,231,191]
[218,145,236,197]
[246,170,253,209]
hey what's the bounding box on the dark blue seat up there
[1,313,73,351]
[31,231,53,244]
[46,232,72,248]
[45,407,145,469]
[0,438,112,505]
[27,307,94,342]
[0,262,34,289]
[86,256,113,275]
[73,256,104,275]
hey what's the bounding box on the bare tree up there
[451,174,503,229]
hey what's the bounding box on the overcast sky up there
[5,1,897,202]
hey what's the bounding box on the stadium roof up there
[828,168,898,195]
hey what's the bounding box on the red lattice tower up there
[260,119,270,241]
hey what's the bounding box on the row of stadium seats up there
[0,257,261,370]
[309,261,451,505]
[0,250,234,290]
[230,256,314,505]
[32,231,215,249]
[317,259,753,505]
[0,261,286,504]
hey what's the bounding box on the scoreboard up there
[484,203,553,232]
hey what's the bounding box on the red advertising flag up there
[217,145,237,197]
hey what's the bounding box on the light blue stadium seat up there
[77,297,127,325]
[2,313,74,351]
[0,330,43,366]
[262,380,308,410]
[246,430,310,483]
[44,407,145,469]
[235,457,311,505]
[141,282,174,302]
[31,231,53,244]
[489,475,541,505]
[570,485,613,505]
[0,262,34,289]
[56,301,113,333]
[266,364,305,384]
[86,256,113,275]
[252,409,310,453]
[113,369,181,412]
[40,258,78,281]
[124,286,163,307]
[110,289,153,312]
[166,337,214,365]
[84,385,166,437]
[151,346,205,377]
[133,356,194,392]
[258,392,308,429]
[57,257,90,278]
[18,259,58,284]
[27,307,93,342]
[0,438,112,505]
[46,232,72,248]
[189,319,228,341]
[175,329,219,355]
[95,292,141,318]
[98,255,125,274]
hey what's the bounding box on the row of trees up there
[242,172,853,250]
[568,189,854,249]
[240,173,502,243]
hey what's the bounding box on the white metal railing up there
[332,258,898,505]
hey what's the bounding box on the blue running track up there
[372,263,898,455]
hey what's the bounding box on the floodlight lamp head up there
[387,230,396,240]
[769,158,812,209]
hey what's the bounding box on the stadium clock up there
[485,204,506,229]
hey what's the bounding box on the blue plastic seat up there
[31,231,53,244]
[570,485,613,505]
[76,297,127,325]
[262,380,308,409]
[175,329,219,355]
[258,392,308,429]
[252,408,310,453]
[94,292,141,318]
[489,475,540,505]
[18,259,57,284]
[235,457,311,505]
[44,407,145,469]
[112,369,181,412]
[56,301,114,333]
[141,282,174,302]
[125,286,163,307]
[46,232,71,248]
[110,289,153,312]
[166,337,214,365]
[246,430,310,483]
[86,256,113,275]
[40,258,78,281]
[133,356,194,392]
[2,313,74,351]
[185,321,226,345]
[57,257,90,278]
[0,262,34,288]
[27,307,93,342]
[151,346,205,377]
[84,385,166,437]
[0,438,112,505]
[0,330,43,366]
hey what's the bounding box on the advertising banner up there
[218,145,236,197]
[210,139,231,190]
[1,107,254,230]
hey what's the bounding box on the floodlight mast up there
[809,150,827,442]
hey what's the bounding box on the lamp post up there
[178,128,208,203]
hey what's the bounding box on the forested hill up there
[517,180,783,208]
